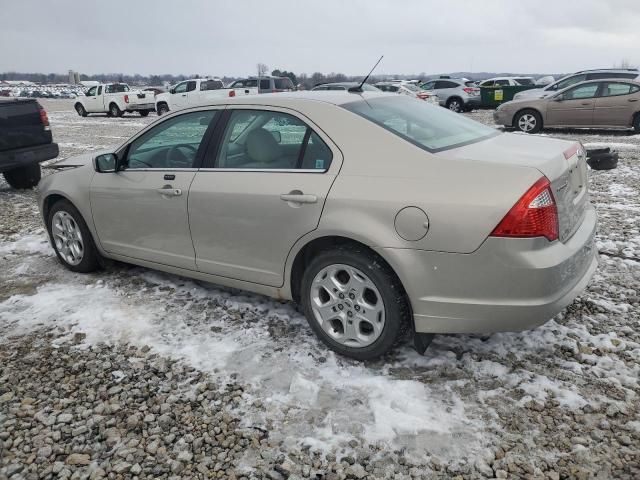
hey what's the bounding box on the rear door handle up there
[156,186,182,197]
[280,193,318,204]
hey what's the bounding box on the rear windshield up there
[105,84,130,93]
[342,96,498,152]
[515,78,534,85]
[201,80,224,91]
[464,81,477,87]
[274,78,294,90]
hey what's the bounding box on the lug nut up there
[338,304,344,310]
[347,311,353,317]
[349,293,355,300]
[354,305,360,312]
[338,293,345,299]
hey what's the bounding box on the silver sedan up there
[38,92,597,360]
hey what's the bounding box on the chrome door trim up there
[197,168,327,173]
[121,168,199,172]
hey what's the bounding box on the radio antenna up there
[348,55,384,93]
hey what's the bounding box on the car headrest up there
[246,128,281,164]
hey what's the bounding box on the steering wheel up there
[166,144,198,167]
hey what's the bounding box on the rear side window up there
[495,80,510,86]
[231,79,258,88]
[343,96,497,152]
[215,109,332,171]
[464,81,477,87]
[601,82,639,97]
[274,78,294,90]
[105,84,130,93]
[201,80,223,91]
[435,81,459,89]
[97,86,102,95]
[515,78,534,85]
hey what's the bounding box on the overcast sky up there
[2,0,639,77]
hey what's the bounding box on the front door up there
[594,81,640,127]
[90,109,219,269]
[171,81,195,110]
[547,82,600,126]
[189,107,341,286]
[84,86,102,112]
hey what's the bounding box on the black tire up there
[446,97,463,113]
[139,110,150,117]
[633,114,640,134]
[514,109,543,134]
[47,199,100,273]
[300,245,410,361]
[109,103,123,117]
[75,103,87,117]
[3,163,41,189]
[157,103,169,116]
[587,152,618,170]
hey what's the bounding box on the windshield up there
[549,74,586,91]
[343,96,498,152]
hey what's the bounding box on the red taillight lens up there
[228,90,236,97]
[38,106,49,126]
[124,94,129,103]
[463,87,480,95]
[490,177,559,241]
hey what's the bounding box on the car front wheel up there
[48,200,100,273]
[300,245,410,360]
[515,109,543,134]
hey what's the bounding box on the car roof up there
[555,78,640,93]
[196,91,398,107]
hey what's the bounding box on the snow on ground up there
[1,101,639,479]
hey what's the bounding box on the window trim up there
[599,82,639,98]
[562,82,602,100]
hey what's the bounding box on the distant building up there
[68,70,82,85]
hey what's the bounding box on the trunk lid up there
[443,132,588,243]
[0,99,51,152]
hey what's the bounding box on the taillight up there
[124,94,129,103]
[38,106,49,127]
[228,90,236,97]
[463,87,479,95]
[490,177,559,241]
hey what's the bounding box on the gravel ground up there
[1,99,639,479]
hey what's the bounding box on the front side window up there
[87,86,97,96]
[481,80,494,87]
[343,96,498,152]
[601,82,639,97]
[174,82,188,94]
[564,83,599,100]
[215,109,332,170]
[126,111,216,169]
[186,81,197,92]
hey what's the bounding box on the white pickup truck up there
[74,83,156,117]
[155,78,257,115]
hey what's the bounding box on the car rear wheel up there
[139,110,150,117]
[48,200,100,273]
[300,246,410,360]
[633,114,640,134]
[109,103,123,118]
[446,97,463,113]
[515,110,543,134]
[3,163,41,189]
[75,103,87,117]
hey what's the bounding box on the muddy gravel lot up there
[1,99,639,479]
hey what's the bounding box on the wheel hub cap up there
[519,114,536,132]
[51,211,84,266]
[310,264,385,348]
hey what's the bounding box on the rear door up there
[188,106,341,286]
[547,82,600,126]
[593,82,640,127]
[90,109,220,269]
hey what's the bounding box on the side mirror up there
[170,88,176,94]
[95,153,118,172]
[270,131,282,143]
[553,94,564,102]
[85,92,91,96]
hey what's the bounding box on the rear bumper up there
[464,97,482,107]
[125,103,154,111]
[377,205,598,333]
[0,143,59,172]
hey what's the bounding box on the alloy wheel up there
[518,113,537,132]
[310,264,385,348]
[51,211,84,266]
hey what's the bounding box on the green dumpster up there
[480,85,539,108]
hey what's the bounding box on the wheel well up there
[74,102,83,109]
[109,102,119,110]
[513,108,542,128]
[42,194,67,223]
[446,96,462,105]
[289,236,408,306]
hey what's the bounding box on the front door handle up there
[280,192,318,204]
[156,186,182,197]
[628,98,638,102]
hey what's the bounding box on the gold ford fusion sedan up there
[38,92,598,360]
